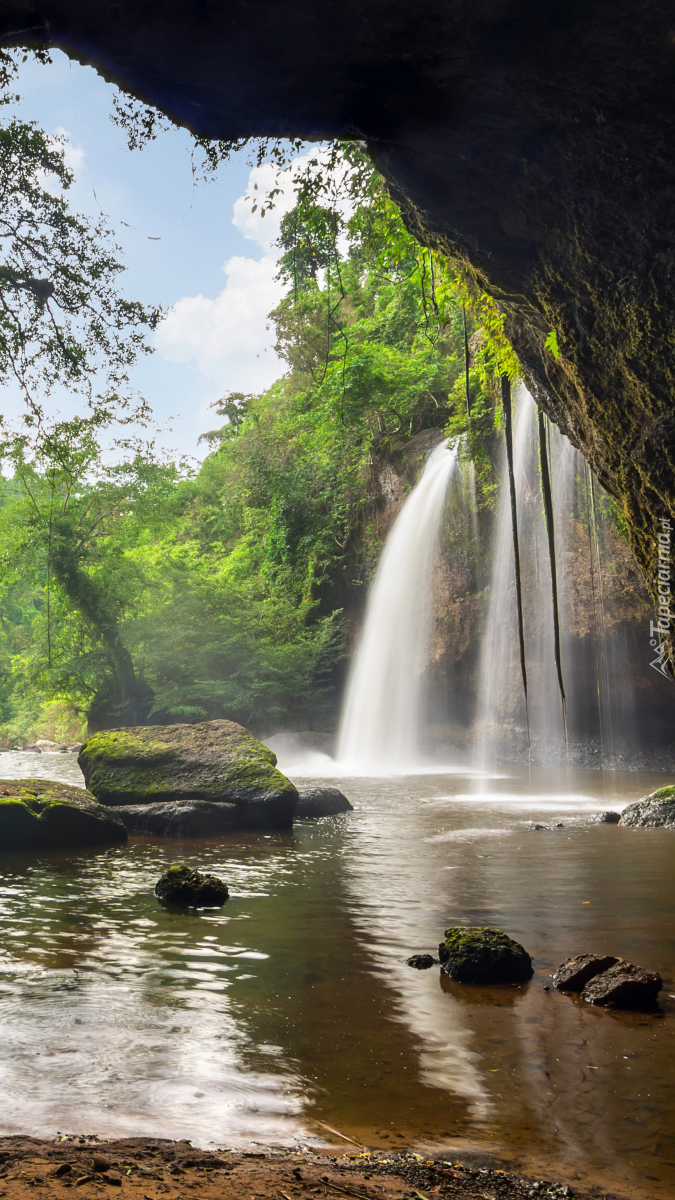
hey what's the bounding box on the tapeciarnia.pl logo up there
[649,517,672,678]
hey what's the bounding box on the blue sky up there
[7,51,307,458]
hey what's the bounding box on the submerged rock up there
[78,719,298,830]
[619,786,675,828]
[155,864,228,907]
[581,961,663,1009]
[295,787,353,818]
[553,953,619,992]
[439,926,533,985]
[406,954,437,970]
[110,799,239,838]
[0,778,127,852]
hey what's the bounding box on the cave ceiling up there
[2,0,675,646]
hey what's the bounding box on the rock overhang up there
[2,0,675,665]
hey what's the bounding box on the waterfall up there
[473,384,535,768]
[473,383,640,769]
[337,439,458,772]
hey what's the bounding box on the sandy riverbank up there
[0,1138,621,1200]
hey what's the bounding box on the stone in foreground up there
[619,786,675,828]
[0,778,127,852]
[581,961,663,1009]
[589,810,621,824]
[553,953,619,992]
[155,865,229,908]
[439,927,533,985]
[109,799,239,838]
[79,720,298,830]
[406,954,437,970]
[295,787,353,819]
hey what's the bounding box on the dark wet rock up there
[155,864,228,908]
[581,960,663,1009]
[406,954,437,970]
[553,953,619,992]
[619,786,675,828]
[439,926,533,985]
[79,719,298,830]
[0,778,127,852]
[109,799,239,838]
[295,787,353,818]
[589,810,621,824]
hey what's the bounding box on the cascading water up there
[336,438,458,772]
[473,383,640,769]
[473,384,536,770]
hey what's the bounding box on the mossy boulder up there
[0,778,127,852]
[619,786,675,828]
[439,926,534,985]
[155,864,229,907]
[78,720,298,831]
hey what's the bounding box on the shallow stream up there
[0,752,673,1198]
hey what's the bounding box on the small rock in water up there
[439,926,533,985]
[295,787,353,818]
[589,810,621,824]
[406,953,437,970]
[155,865,229,908]
[553,953,619,992]
[582,960,663,1009]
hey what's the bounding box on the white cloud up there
[231,161,297,252]
[154,146,350,409]
[53,126,86,178]
[154,253,285,399]
[37,127,87,197]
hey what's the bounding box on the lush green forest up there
[0,105,519,745]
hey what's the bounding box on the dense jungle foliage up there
[0,124,518,743]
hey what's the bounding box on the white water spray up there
[337,439,458,772]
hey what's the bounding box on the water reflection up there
[0,756,673,1198]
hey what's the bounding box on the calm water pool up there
[0,752,673,1198]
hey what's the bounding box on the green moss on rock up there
[155,864,229,908]
[78,720,298,831]
[439,926,534,985]
[0,778,127,852]
[619,785,675,828]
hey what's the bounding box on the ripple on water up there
[0,764,672,1200]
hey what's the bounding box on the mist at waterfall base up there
[278,384,675,779]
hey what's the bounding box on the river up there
[0,751,673,1198]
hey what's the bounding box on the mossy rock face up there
[155,864,229,908]
[0,778,127,852]
[78,720,298,831]
[439,926,534,985]
[619,786,675,828]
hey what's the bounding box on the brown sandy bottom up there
[0,1138,623,1200]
